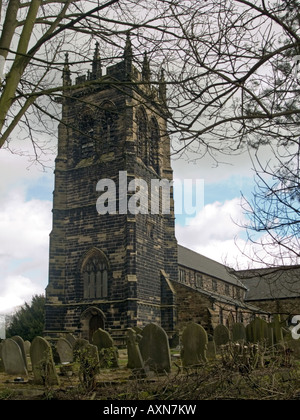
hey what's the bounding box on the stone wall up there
[45,53,178,341]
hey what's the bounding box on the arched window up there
[149,117,160,173]
[136,106,148,164]
[99,101,117,145]
[82,249,108,299]
[78,113,96,159]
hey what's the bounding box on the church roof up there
[177,245,246,289]
[236,266,300,301]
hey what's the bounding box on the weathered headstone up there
[214,324,230,346]
[76,343,100,391]
[65,333,77,348]
[206,334,216,361]
[232,323,246,343]
[2,338,28,376]
[273,314,284,344]
[0,342,4,372]
[139,323,171,373]
[56,337,73,363]
[24,340,31,356]
[30,336,59,386]
[246,317,269,344]
[92,328,119,368]
[126,328,147,376]
[181,322,208,366]
[11,335,28,370]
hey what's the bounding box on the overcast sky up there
[0,137,265,316]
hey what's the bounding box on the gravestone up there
[65,333,77,348]
[92,328,119,368]
[56,337,73,363]
[0,342,4,372]
[24,340,31,356]
[139,323,171,373]
[181,322,208,366]
[214,324,230,346]
[206,334,216,361]
[30,336,59,386]
[11,335,28,370]
[76,343,100,390]
[246,317,269,344]
[232,323,246,343]
[2,338,28,376]
[126,328,147,376]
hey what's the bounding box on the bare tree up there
[0,0,299,264]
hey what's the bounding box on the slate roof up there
[236,266,300,301]
[177,245,247,289]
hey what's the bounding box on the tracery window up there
[82,253,108,299]
[136,106,148,164]
[78,113,96,159]
[149,117,160,173]
[100,101,117,144]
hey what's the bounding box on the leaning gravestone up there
[92,328,119,368]
[2,338,28,376]
[181,322,208,366]
[30,336,59,386]
[139,323,171,373]
[11,335,28,370]
[56,337,73,363]
[65,333,77,348]
[126,328,147,376]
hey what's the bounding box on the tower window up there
[78,113,95,158]
[82,254,108,299]
[136,106,148,164]
[149,117,160,173]
[100,101,117,145]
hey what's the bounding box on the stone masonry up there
[45,38,178,343]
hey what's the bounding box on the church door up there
[89,313,105,342]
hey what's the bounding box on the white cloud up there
[0,275,44,314]
[0,191,52,259]
[0,181,52,314]
[175,198,252,268]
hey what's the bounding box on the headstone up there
[232,323,246,343]
[214,324,230,346]
[273,314,284,344]
[11,335,28,370]
[92,328,119,368]
[0,342,4,372]
[75,343,100,390]
[73,338,89,362]
[246,318,269,344]
[56,337,73,363]
[65,333,77,348]
[30,336,59,386]
[24,340,31,356]
[181,322,208,366]
[139,323,171,373]
[206,334,216,361]
[126,328,147,376]
[2,338,28,376]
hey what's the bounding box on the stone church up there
[45,38,265,343]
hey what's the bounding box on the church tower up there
[45,38,178,343]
